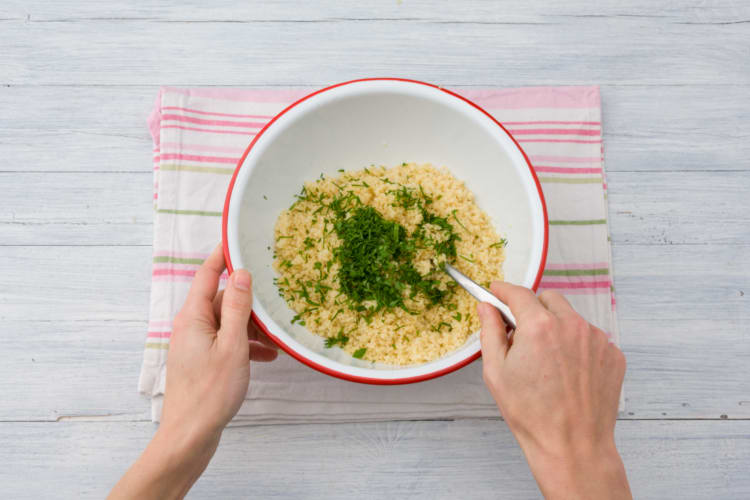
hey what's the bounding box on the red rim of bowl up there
[222,77,549,385]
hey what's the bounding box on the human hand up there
[479,282,630,500]
[161,244,277,446]
[109,244,277,500]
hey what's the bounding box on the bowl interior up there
[226,80,546,381]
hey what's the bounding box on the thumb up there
[478,302,509,371]
[219,269,253,348]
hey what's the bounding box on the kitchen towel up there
[139,85,619,423]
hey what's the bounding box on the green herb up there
[338,168,345,173]
[331,308,344,321]
[389,186,419,210]
[450,209,469,232]
[263,195,268,200]
[459,254,475,263]
[489,239,508,248]
[453,312,462,322]
[352,348,367,359]
[417,208,459,259]
[434,321,452,332]
[277,235,293,241]
[333,205,451,311]
[277,174,461,325]
[324,329,349,348]
[418,185,433,205]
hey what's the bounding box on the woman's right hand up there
[478,282,631,500]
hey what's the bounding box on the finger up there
[212,289,224,321]
[249,341,279,362]
[478,302,509,370]
[591,325,612,343]
[218,269,254,349]
[538,290,575,316]
[185,244,225,312]
[490,281,546,322]
[248,320,279,349]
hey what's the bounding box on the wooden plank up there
[0,173,153,245]
[0,419,748,498]
[606,170,750,246]
[613,244,750,321]
[1,20,748,86]
[0,244,746,420]
[1,316,746,421]
[0,246,152,321]
[2,84,748,174]
[2,170,749,245]
[1,0,747,23]
[620,318,750,419]
[0,321,149,422]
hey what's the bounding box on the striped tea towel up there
[139,85,619,423]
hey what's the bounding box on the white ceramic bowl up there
[223,78,548,384]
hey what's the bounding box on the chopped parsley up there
[450,209,469,232]
[489,239,508,248]
[275,167,472,342]
[433,321,452,333]
[324,329,349,348]
[333,203,455,312]
[352,347,367,359]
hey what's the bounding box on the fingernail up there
[233,269,251,291]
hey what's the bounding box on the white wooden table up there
[1,1,749,498]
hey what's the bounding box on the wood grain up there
[2,0,748,23]
[1,0,749,496]
[3,170,749,246]
[1,419,748,499]
[1,19,748,86]
[2,84,748,174]
[0,244,746,420]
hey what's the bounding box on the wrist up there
[143,424,221,498]
[153,420,221,470]
[521,436,631,499]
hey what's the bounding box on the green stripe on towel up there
[156,209,223,217]
[145,343,169,350]
[153,256,205,265]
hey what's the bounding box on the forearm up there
[108,426,220,500]
[522,439,632,500]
